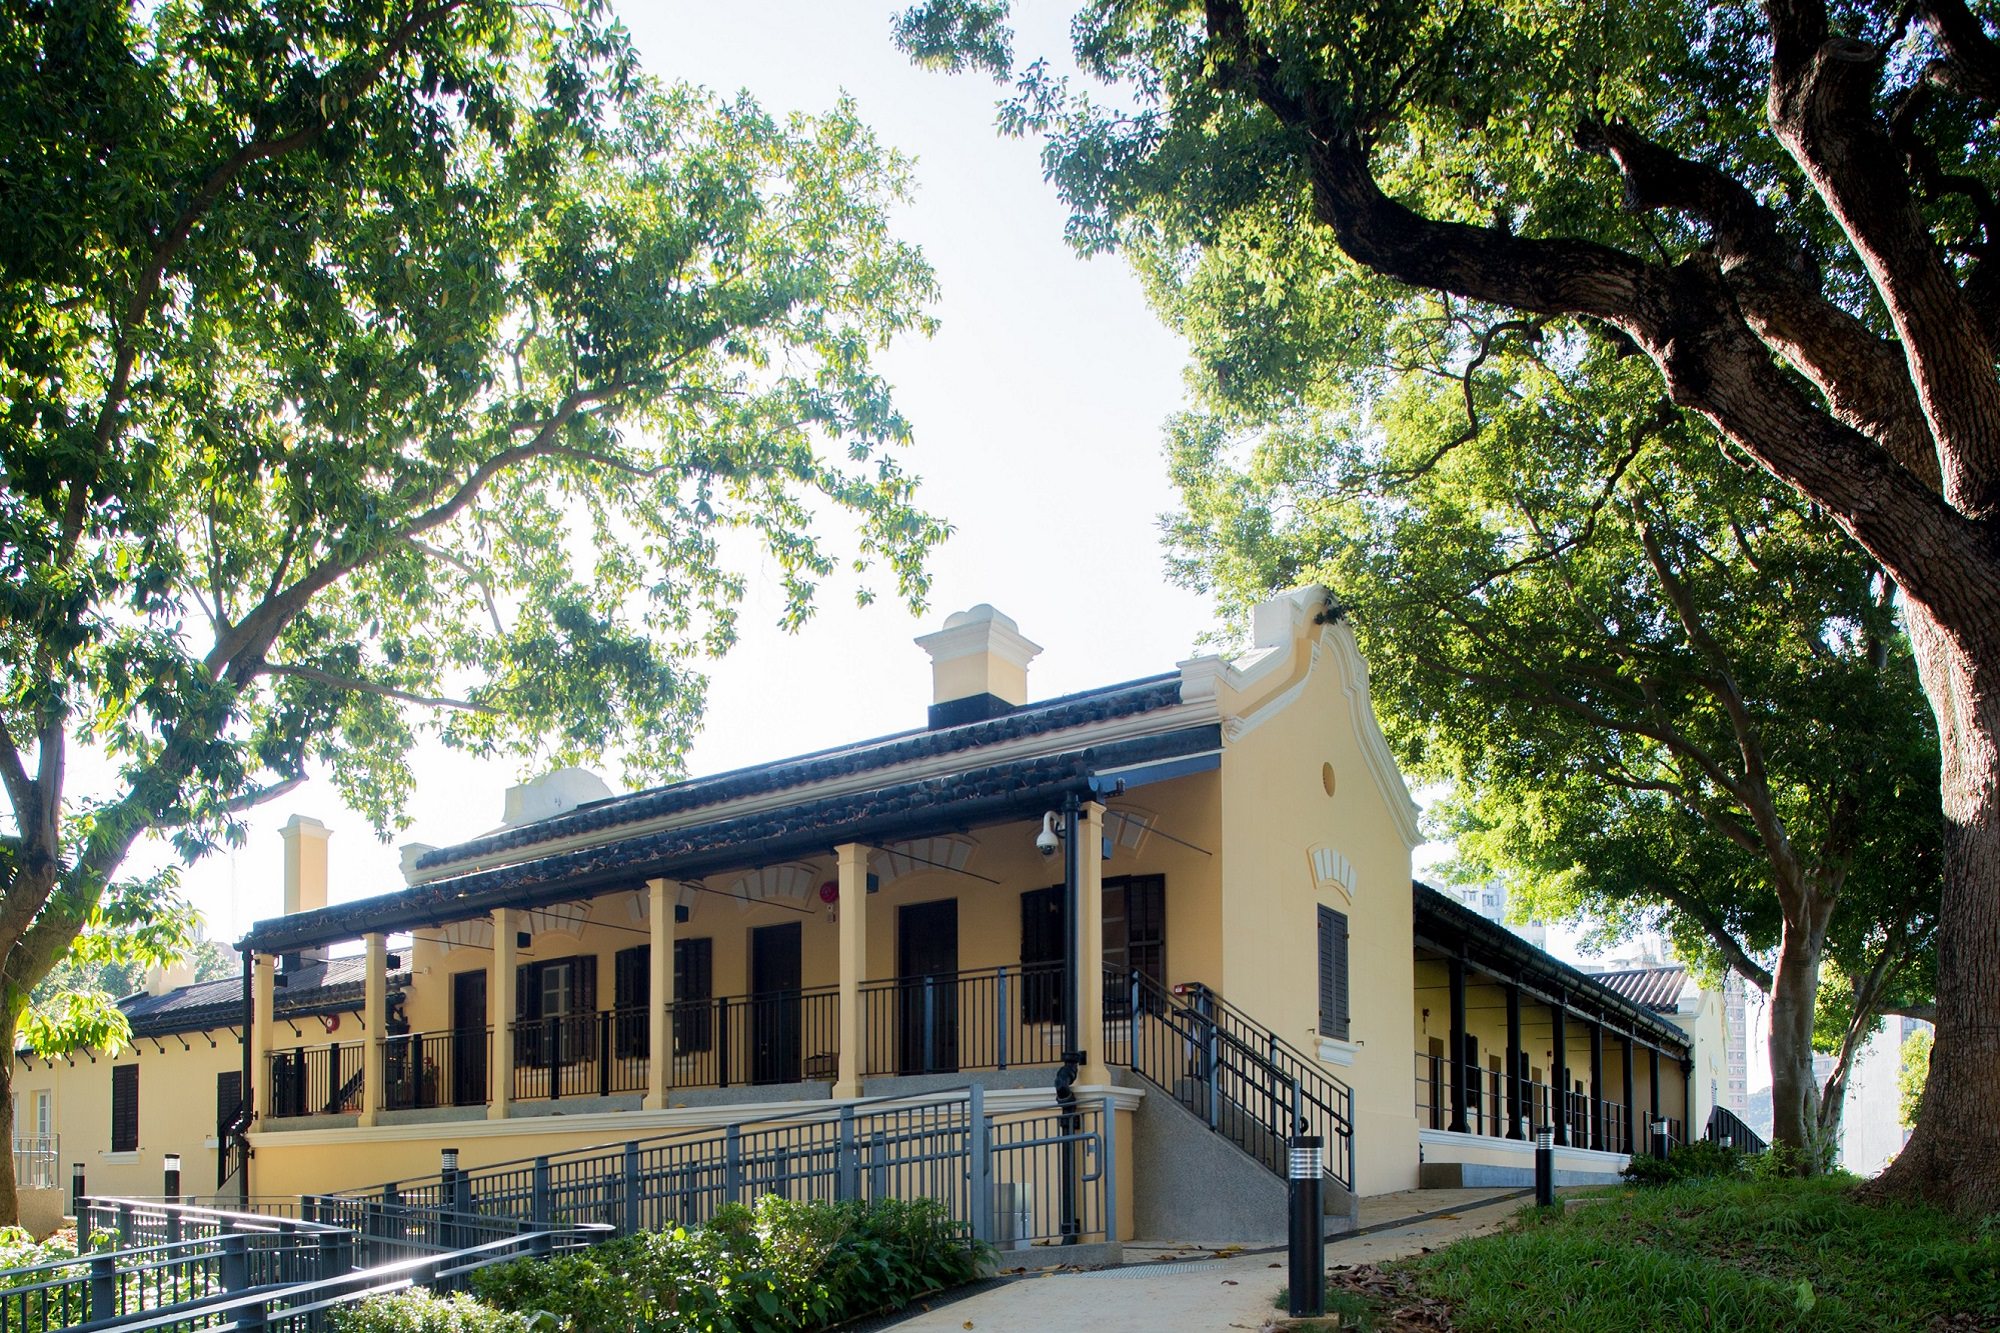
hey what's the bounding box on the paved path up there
[882,1188,1530,1332]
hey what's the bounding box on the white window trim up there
[101,1151,139,1165]
[1316,1036,1360,1067]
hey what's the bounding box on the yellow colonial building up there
[16,589,1696,1242]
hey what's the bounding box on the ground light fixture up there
[1534,1127,1556,1208]
[163,1152,181,1203]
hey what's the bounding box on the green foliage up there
[0,1227,83,1333]
[1621,1139,1744,1187]
[0,0,945,1178]
[332,1291,539,1333]
[1397,1176,2000,1331]
[1900,1028,1933,1131]
[469,1197,983,1332]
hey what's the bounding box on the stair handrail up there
[1112,969,1355,1189]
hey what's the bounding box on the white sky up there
[117,0,1774,1083]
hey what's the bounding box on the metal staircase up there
[1105,971,1355,1199]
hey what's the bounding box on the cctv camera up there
[1035,811,1062,858]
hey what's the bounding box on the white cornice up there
[247,1084,1145,1151]
[1418,1127,1631,1168]
[409,704,1220,885]
[1324,623,1423,850]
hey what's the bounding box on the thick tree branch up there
[1650,880,1777,991]
[1583,117,1940,490]
[1915,0,2000,104]
[1765,3,2000,516]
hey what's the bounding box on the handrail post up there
[1102,1091,1119,1245]
[922,976,937,1073]
[967,1084,989,1244]
[533,1156,552,1231]
[87,1249,115,1323]
[995,966,1009,1070]
[623,1141,642,1235]
[1127,970,1140,1067]
[837,1106,859,1202]
[724,1125,742,1206]
[220,1227,249,1293]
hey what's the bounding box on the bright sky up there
[129,2,1774,1082]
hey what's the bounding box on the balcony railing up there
[857,964,1068,1077]
[12,1134,56,1190]
[660,987,841,1090]
[384,1029,491,1111]
[510,1008,652,1101]
[266,1042,365,1118]
[1414,1049,1681,1152]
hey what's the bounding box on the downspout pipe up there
[238,949,254,1196]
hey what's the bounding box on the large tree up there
[902,0,2000,1212]
[1164,329,1940,1164]
[0,0,944,1221]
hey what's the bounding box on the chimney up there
[280,814,331,968]
[914,605,1042,728]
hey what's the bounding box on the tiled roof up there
[119,956,395,1038]
[415,673,1185,870]
[243,724,1220,954]
[1592,966,1690,1013]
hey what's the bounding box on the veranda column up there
[645,879,675,1111]
[358,933,386,1128]
[1648,1046,1661,1133]
[1505,982,1525,1138]
[1621,1035,1636,1154]
[491,907,518,1120]
[1550,1000,1569,1147]
[1447,958,1469,1133]
[1077,802,1111,1085]
[834,843,869,1099]
[250,954,276,1124]
[1588,1021,1605,1151]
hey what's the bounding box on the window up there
[111,1064,139,1153]
[33,1090,50,1140]
[1020,876,1168,1023]
[673,938,714,1054]
[614,946,650,1058]
[514,954,596,1066]
[1317,905,1350,1042]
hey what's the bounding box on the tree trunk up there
[1767,914,1825,1170]
[0,1013,19,1228]
[1872,604,2000,1215]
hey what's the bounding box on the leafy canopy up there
[0,0,945,1056]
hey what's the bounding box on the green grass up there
[1384,1176,1999,1331]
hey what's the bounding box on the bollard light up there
[163,1153,182,1203]
[1533,1126,1557,1209]
[440,1147,460,1174]
[1286,1136,1326,1318]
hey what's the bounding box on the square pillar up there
[491,908,517,1120]
[1550,1000,1569,1147]
[1446,958,1469,1133]
[250,955,276,1122]
[1077,802,1110,1085]
[1588,1021,1606,1150]
[834,844,869,1099]
[645,880,675,1110]
[357,933,385,1128]
[1505,982,1525,1138]
[1621,1034,1636,1154]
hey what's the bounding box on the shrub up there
[331,1291,539,1333]
[470,1197,984,1333]
[1621,1139,1743,1186]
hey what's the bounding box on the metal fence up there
[325,1085,1115,1252]
[857,965,1068,1077]
[1413,1050,1682,1151]
[266,1043,365,1118]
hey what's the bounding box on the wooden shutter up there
[216,1071,243,1136]
[614,946,649,1058]
[111,1064,139,1152]
[570,954,597,1013]
[674,938,713,1053]
[515,963,540,1066]
[1318,906,1350,1042]
[1019,886,1066,1024]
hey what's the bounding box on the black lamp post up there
[1287,1136,1325,1318]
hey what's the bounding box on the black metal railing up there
[510,1008,652,1101]
[1413,1049,1673,1152]
[1705,1104,1769,1154]
[658,988,841,1090]
[384,1029,492,1110]
[265,1042,365,1118]
[1109,971,1354,1190]
[857,964,1068,1077]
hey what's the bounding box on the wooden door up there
[750,923,803,1084]
[897,899,959,1074]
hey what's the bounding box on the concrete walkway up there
[882,1188,1530,1331]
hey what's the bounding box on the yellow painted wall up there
[1213,622,1421,1196]
[14,1034,245,1202]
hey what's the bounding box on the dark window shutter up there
[614,947,649,1058]
[1318,906,1350,1042]
[674,938,713,1053]
[571,954,597,1013]
[515,963,540,1065]
[1020,886,1066,1024]
[111,1064,140,1152]
[216,1071,243,1136]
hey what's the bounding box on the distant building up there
[1723,973,1749,1113]
[1442,881,1547,949]
[1838,1016,1929,1176]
